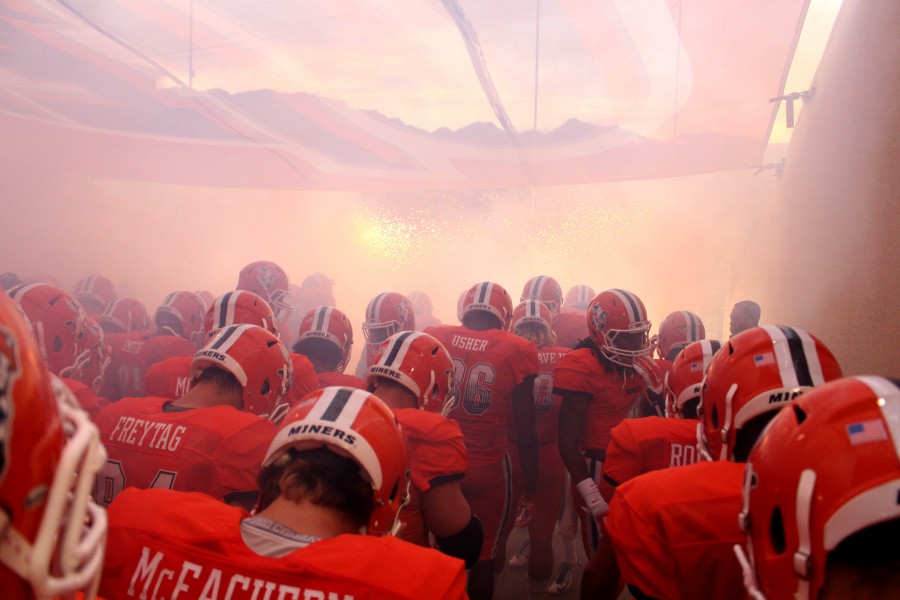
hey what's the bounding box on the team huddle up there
[0,262,896,600]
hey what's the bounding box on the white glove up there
[575,478,609,517]
[632,355,664,396]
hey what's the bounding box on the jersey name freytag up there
[108,416,186,452]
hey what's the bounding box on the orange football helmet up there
[191,324,293,419]
[0,293,107,597]
[262,386,410,536]
[697,325,843,462]
[735,376,900,600]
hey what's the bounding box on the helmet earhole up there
[769,507,786,553]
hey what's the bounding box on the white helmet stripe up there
[476,282,494,305]
[700,339,721,367]
[610,289,644,323]
[682,311,700,341]
[858,375,900,460]
[212,292,236,330]
[762,326,824,388]
[313,306,333,332]
[366,293,387,323]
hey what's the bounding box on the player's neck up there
[254,495,361,539]
[173,380,243,410]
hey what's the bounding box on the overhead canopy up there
[1,0,809,190]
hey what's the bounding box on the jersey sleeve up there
[213,418,277,497]
[400,411,468,494]
[288,353,320,403]
[600,420,641,499]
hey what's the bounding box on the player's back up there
[94,397,276,506]
[426,323,539,464]
[601,416,700,499]
[101,333,195,400]
[102,488,469,600]
[394,408,468,546]
[605,460,745,600]
[316,370,366,390]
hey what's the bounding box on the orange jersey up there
[534,345,569,443]
[100,333,196,401]
[426,324,539,465]
[286,353,321,404]
[316,371,367,390]
[102,488,468,600]
[554,309,588,349]
[94,397,276,506]
[600,417,700,499]
[394,408,468,546]
[553,348,644,451]
[605,461,745,600]
[144,355,193,399]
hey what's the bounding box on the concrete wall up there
[732,0,900,376]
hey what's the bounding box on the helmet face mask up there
[520,276,563,322]
[0,293,107,597]
[587,289,652,367]
[363,293,415,347]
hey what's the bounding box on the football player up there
[426,281,540,600]
[735,376,900,600]
[408,290,442,330]
[0,292,107,598]
[294,306,365,389]
[353,292,416,378]
[367,331,482,567]
[146,290,288,399]
[94,324,292,510]
[505,300,572,598]
[554,283,594,349]
[8,283,88,376]
[555,288,653,556]
[100,387,468,599]
[73,274,117,320]
[98,291,204,401]
[729,299,761,337]
[595,326,842,600]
